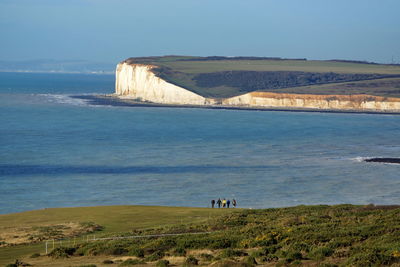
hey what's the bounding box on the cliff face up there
[115,62,210,105]
[115,62,400,112]
[223,92,400,111]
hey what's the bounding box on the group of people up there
[211,198,237,208]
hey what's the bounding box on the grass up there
[2,204,400,266]
[121,56,400,98]
[0,205,234,265]
[270,77,400,98]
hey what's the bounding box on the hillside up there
[1,205,400,266]
[121,56,400,98]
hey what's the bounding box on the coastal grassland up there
[123,56,400,98]
[267,77,400,98]
[2,204,400,266]
[0,206,233,265]
[129,56,400,74]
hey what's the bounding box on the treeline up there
[193,71,399,92]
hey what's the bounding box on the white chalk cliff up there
[115,62,210,105]
[115,62,400,112]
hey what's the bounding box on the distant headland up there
[113,56,400,113]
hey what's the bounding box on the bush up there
[251,245,280,257]
[48,247,76,258]
[211,259,249,267]
[78,265,96,267]
[199,253,214,261]
[309,247,334,261]
[145,251,165,262]
[119,259,145,266]
[128,247,144,257]
[107,247,128,255]
[258,255,279,263]
[103,259,114,264]
[156,259,170,267]
[242,256,257,266]
[30,253,40,258]
[284,251,303,263]
[172,246,186,256]
[219,248,248,258]
[184,255,199,266]
[318,263,338,267]
[345,248,395,266]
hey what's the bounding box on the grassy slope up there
[0,205,233,265]
[2,204,400,266]
[125,56,400,98]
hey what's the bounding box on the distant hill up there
[0,59,115,74]
[122,56,400,98]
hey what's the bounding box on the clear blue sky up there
[1,0,399,64]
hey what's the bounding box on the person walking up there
[217,198,222,208]
[232,199,237,208]
[222,198,227,208]
[227,199,231,208]
[211,199,215,208]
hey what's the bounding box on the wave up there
[351,156,372,163]
[38,94,92,107]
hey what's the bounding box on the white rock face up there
[223,92,400,111]
[115,63,208,105]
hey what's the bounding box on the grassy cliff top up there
[122,56,400,98]
[1,204,400,266]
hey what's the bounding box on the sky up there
[0,0,399,64]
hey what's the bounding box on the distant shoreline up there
[0,70,114,75]
[73,94,400,115]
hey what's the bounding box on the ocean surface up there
[1,72,399,214]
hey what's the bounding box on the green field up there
[123,56,400,98]
[1,204,400,266]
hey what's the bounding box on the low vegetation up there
[3,204,400,266]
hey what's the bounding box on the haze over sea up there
[1,72,399,214]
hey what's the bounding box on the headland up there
[112,56,400,113]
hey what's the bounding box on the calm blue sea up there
[0,72,399,214]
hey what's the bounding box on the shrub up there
[172,246,186,256]
[309,247,334,261]
[199,253,214,261]
[128,247,144,258]
[251,245,280,257]
[48,247,76,258]
[119,259,145,266]
[145,251,165,262]
[258,255,279,263]
[242,256,257,266]
[284,251,303,263]
[156,259,170,267]
[103,259,114,264]
[30,253,40,258]
[211,259,248,267]
[318,263,338,267]
[345,248,395,266]
[219,248,248,258]
[107,247,128,255]
[184,255,199,266]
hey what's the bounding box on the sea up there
[1,72,399,214]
